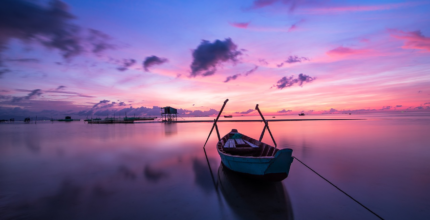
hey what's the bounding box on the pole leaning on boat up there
[255,104,277,148]
[203,99,229,149]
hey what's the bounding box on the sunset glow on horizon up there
[1,0,430,118]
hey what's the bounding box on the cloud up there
[118,102,126,106]
[56,86,66,90]
[6,58,39,63]
[0,0,114,63]
[381,106,391,110]
[415,106,424,110]
[418,90,422,93]
[229,22,250,29]
[308,110,314,113]
[390,30,430,52]
[250,0,278,9]
[190,38,242,77]
[273,73,316,89]
[288,19,305,32]
[424,102,430,105]
[277,109,292,113]
[327,46,366,57]
[258,59,268,65]
[224,74,241,83]
[329,108,337,113]
[249,0,304,12]
[117,59,136,71]
[143,56,168,72]
[285,55,309,64]
[396,105,403,107]
[11,89,42,103]
[235,109,254,114]
[277,55,309,67]
[93,99,110,108]
[244,65,258,76]
[0,68,10,77]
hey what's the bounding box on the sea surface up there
[1,113,430,220]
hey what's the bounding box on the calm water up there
[1,113,430,220]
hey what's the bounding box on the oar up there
[203,99,229,149]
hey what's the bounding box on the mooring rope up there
[293,156,384,220]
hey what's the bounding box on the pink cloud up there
[251,0,278,9]
[230,22,250,29]
[300,2,424,14]
[390,30,430,52]
[326,46,368,57]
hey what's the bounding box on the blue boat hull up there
[217,141,294,181]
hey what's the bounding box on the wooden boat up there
[298,113,305,116]
[204,99,294,181]
[224,115,233,118]
[217,129,293,181]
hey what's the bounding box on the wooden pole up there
[255,104,277,147]
[203,99,229,148]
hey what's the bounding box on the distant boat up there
[52,116,80,122]
[298,113,305,116]
[224,115,233,118]
[272,116,275,118]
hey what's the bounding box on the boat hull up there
[217,148,294,181]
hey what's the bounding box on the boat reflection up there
[217,163,294,220]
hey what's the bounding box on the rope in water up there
[293,156,384,220]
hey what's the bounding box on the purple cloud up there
[143,56,168,72]
[93,100,110,108]
[190,38,242,77]
[285,55,310,64]
[277,109,292,113]
[117,59,136,71]
[11,89,42,103]
[0,0,114,63]
[258,59,268,65]
[235,109,254,114]
[273,73,316,89]
[245,66,259,76]
[396,105,403,107]
[224,74,241,83]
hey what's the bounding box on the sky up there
[0,0,430,118]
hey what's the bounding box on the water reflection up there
[164,123,177,137]
[143,165,168,182]
[117,165,137,181]
[192,157,216,195]
[217,163,294,220]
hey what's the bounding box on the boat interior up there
[217,129,279,157]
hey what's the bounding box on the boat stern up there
[264,149,294,176]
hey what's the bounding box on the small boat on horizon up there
[298,113,305,116]
[52,116,80,122]
[224,115,233,118]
